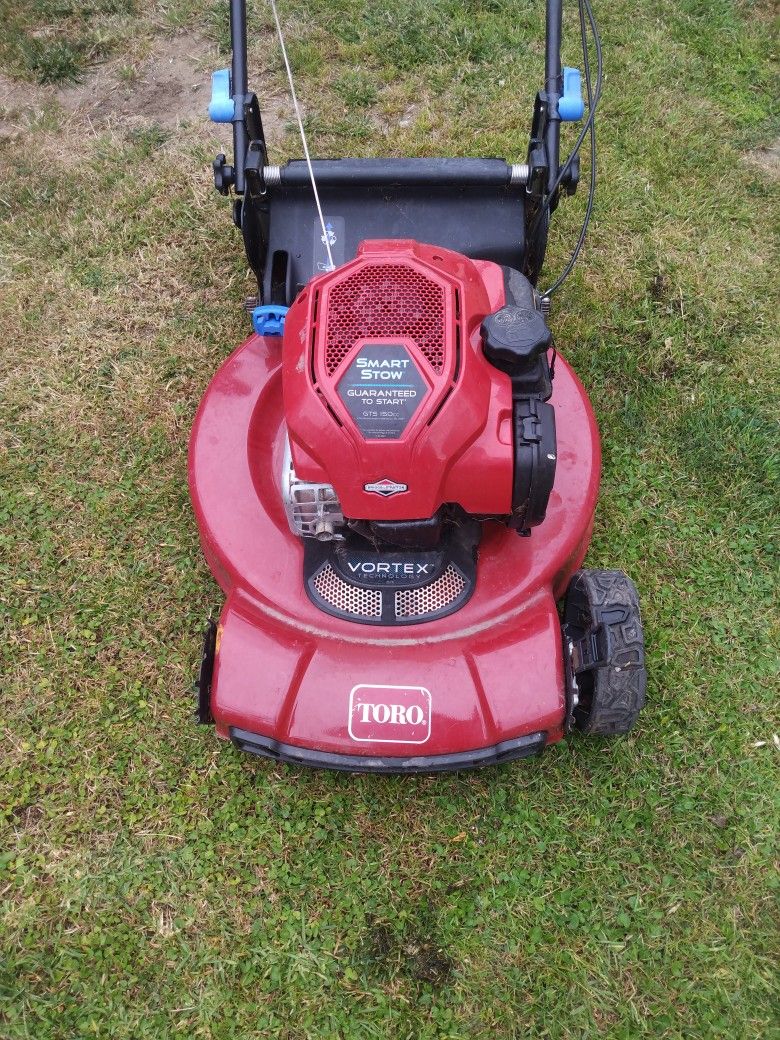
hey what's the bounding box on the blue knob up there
[252,305,289,337]
[208,68,234,123]
[558,67,584,121]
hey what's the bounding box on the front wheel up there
[562,569,646,735]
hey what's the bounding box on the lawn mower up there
[189,0,646,771]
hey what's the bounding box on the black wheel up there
[195,619,217,725]
[562,569,646,735]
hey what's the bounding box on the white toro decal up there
[348,684,432,744]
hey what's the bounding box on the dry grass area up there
[1,0,779,1037]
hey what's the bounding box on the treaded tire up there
[562,569,646,735]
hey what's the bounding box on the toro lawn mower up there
[189,0,647,771]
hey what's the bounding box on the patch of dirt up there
[647,272,669,302]
[402,940,454,985]
[397,102,421,128]
[0,31,289,147]
[362,918,455,988]
[744,138,780,180]
[0,73,38,138]
[57,31,214,129]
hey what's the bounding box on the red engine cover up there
[282,240,514,521]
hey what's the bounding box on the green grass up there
[1,0,779,1037]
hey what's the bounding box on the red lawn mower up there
[189,0,646,771]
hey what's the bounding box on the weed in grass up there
[127,123,173,155]
[333,69,379,109]
[18,36,89,84]
[0,0,139,84]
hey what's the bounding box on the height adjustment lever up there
[208,68,235,123]
[558,67,584,121]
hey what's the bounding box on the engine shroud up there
[282,240,514,522]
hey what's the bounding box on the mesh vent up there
[312,563,383,618]
[324,263,446,375]
[395,565,466,619]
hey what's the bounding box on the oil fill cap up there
[481,306,553,369]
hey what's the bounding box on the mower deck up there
[189,333,600,770]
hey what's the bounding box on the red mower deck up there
[189,333,600,770]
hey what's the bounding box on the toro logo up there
[348,684,432,744]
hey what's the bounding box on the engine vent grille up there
[395,565,466,619]
[324,263,446,376]
[312,563,383,618]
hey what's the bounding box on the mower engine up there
[282,239,557,627]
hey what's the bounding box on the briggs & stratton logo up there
[348,684,431,744]
[363,478,408,497]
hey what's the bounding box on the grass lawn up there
[1,0,778,1036]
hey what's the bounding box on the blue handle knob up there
[208,68,234,123]
[558,67,584,121]
[252,305,289,337]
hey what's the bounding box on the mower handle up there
[219,0,571,289]
[230,0,249,194]
[545,0,564,197]
[225,0,564,201]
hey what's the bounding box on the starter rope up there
[268,0,334,271]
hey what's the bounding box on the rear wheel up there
[562,569,646,735]
[195,619,217,725]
